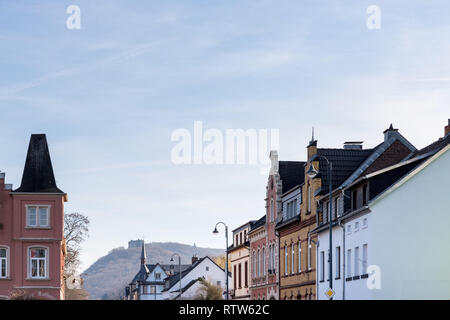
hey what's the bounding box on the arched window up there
[257,249,261,277]
[284,246,288,275]
[262,247,265,276]
[28,247,48,279]
[0,246,9,279]
[291,243,295,274]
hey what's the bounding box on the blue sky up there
[0,1,449,268]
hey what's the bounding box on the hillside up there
[82,241,225,300]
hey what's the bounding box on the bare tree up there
[64,212,90,299]
[194,278,224,300]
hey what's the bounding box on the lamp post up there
[213,221,229,300]
[170,253,182,300]
[307,154,333,298]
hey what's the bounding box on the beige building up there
[228,221,255,300]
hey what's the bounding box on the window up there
[236,234,239,246]
[347,249,352,277]
[362,218,368,228]
[206,266,209,271]
[268,245,272,270]
[234,265,237,289]
[362,185,368,206]
[291,244,295,274]
[284,247,288,275]
[307,184,311,212]
[29,247,47,279]
[240,232,243,245]
[262,247,265,276]
[27,206,50,228]
[335,197,339,218]
[217,281,221,286]
[362,244,368,274]
[352,190,357,210]
[0,247,8,278]
[354,247,360,276]
[355,221,359,232]
[258,249,261,277]
[308,238,312,270]
[347,224,351,235]
[244,230,247,242]
[320,251,324,281]
[253,252,256,278]
[244,261,248,287]
[150,285,156,294]
[298,241,302,272]
[238,263,242,288]
[335,246,341,279]
[155,272,161,280]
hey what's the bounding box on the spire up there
[308,126,317,147]
[140,241,147,265]
[14,134,64,193]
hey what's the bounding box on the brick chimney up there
[445,119,450,136]
[192,256,198,265]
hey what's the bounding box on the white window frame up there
[362,244,368,274]
[347,249,352,278]
[284,246,288,275]
[298,241,301,273]
[354,246,360,276]
[362,218,368,229]
[291,244,295,274]
[0,246,9,279]
[26,205,51,228]
[28,246,49,279]
[307,238,312,270]
[355,221,360,232]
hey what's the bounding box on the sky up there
[0,1,449,269]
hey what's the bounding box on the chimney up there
[192,256,198,265]
[383,124,399,142]
[269,150,279,175]
[343,141,363,150]
[445,119,450,136]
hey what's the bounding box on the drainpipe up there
[339,220,345,300]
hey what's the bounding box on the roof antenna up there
[312,127,315,141]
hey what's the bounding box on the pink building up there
[0,134,67,300]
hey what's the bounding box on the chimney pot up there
[343,142,363,150]
[445,119,450,136]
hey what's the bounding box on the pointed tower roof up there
[14,134,64,193]
[140,241,147,265]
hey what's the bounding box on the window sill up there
[352,276,360,280]
[361,274,369,279]
[335,277,341,280]
[0,277,12,281]
[319,280,324,283]
[345,277,352,282]
[25,227,51,230]
[26,277,50,281]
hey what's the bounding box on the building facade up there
[249,151,304,300]
[0,134,67,300]
[229,221,254,300]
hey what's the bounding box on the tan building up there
[228,221,254,300]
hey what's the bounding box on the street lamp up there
[307,154,334,298]
[213,221,229,300]
[170,253,183,300]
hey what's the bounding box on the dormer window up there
[26,205,50,228]
[155,273,161,280]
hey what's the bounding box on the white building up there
[162,256,232,300]
[316,127,449,299]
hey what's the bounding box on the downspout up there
[339,220,345,300]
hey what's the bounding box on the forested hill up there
[82,241,224,300]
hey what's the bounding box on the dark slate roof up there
[130,263,191,284]
[315,148,374,195]
[412,134,450,158]
[279,161,306,193]
[249,215,266,231]
[14,134,64,193]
